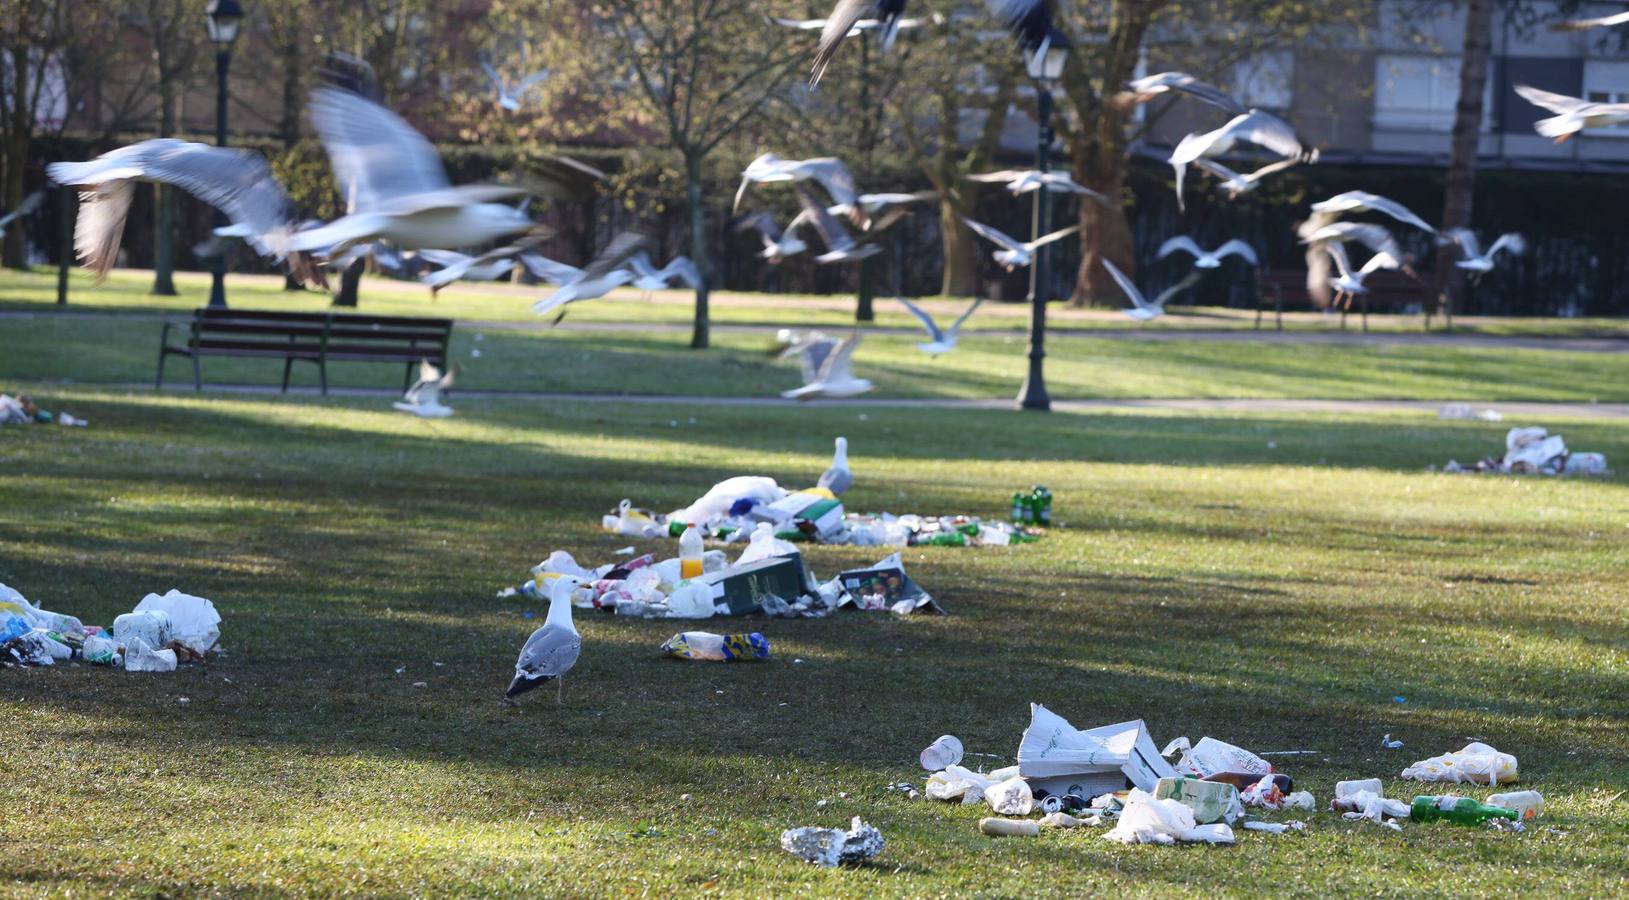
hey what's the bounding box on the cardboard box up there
[693,553,810,616]
[1017,706,1176,793]
[837,552,944,614]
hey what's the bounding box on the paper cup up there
[919,734,964,771]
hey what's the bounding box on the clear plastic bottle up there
[679,524,704,580]
[1486,791,1545,821]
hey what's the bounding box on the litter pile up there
[780,817,884,868]
[1,393,86,427]
[499,544,944,618]
[2,583,220,673]
[908,703,1541,845]
[1440,426,1608,476]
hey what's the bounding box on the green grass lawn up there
[3,383,1628,895]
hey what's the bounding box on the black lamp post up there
[1016,30,1070,412]
[205,0,243,309]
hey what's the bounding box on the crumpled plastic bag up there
[1161,736,1273,778]
[133,589,220,656]
[1401,742,1518,785]
[925,765,995,805]
[780,816,883,867]
[734,522,800,567]
[124,637,178,672]
[534,550,591,579]
[673,476,785,528]
[664,581,715,619]
[0,583,84,636]
[3,630,59,666]
[985,775,1035,815]
[1103,789,1236,845]
[113,609,173,652]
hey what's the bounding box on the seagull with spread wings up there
[962,216,1080,270]
[1514,84,1629,142]
[1440,229,1526,275]
[394,359,460,418]
[896,296,983,356]
[808,0,912,85]
[1119,71,1249,113]
[1189,157,1301,200]
[1310,191,1437,234]
[1171,111,1317,210]
[0,190,43,242]
[481,59,551,112]
[628,253,702,293]
[1549,9,1629,31]
[781,329,874,400]
[733,153,861,221]
[790,185,883,264]
[965,170,1107,202]
[1101,260,1202,322]
[530,231,652,320]
[1156,236,1258,269]
[733,212,809,263]
[417,238,557,295]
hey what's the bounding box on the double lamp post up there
[204,0,243,309]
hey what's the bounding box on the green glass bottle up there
[1011,492,1027,524]
[1032,486,1053,525]
[925,530,967,547]
[1408,795,1520,826]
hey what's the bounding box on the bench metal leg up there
[156,349,169,390]
[319,360,328,396]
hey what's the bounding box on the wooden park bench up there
[1255,268,1448,332]
[156,308,454,395]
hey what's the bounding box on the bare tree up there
[0,0,70,269]
[139,0,208,295]
[1431,0,1496,325]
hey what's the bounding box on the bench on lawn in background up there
[1255,269,1448,332]
[156,308,454,395]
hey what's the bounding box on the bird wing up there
[965,170,1027,183]
[894,295,944,342]
[0,190,44,229]
[626,252,658,280]
[1514,84,1584,116]
[773,16,827,29]
[480,60,503,91]
[416,249,473,268]
[1214,239,1259,266]
[519,253,582,284]
[516,69,552,93]
[1324,241,1356,280]
[960,216,1022,253]
[1026,224,1081,250]
[788,337,836,385]
[812,0,875,85]
[658,255,702,288]
[798,158,860,209]
[987,0,1054,56]
[1550,10,1629,31]
[1153,271,1202,308]
[1157,236,1204,261]
[1191,157,1242,182]
[516,624,582,679]
[580,231,654,281]
[1125,71,1249,116]
[1228,110,1313,161]
[947,296,985,334]
[818,329,863,382]
[793,184,854,252]
[1442,227,1481,259]
[1240,155,1302,182]
[67,181,136,281]
[1101,259,1150,308]
[733,211,784,243]
[1486,233,1527,259]
[1316,191,1436,233]
[308,87,449,210]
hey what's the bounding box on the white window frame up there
[1584,60,1629,137]
[1373,53,1493,133]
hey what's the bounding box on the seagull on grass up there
[962,216,1080,270]
[896,296,983,355]
[965,170,1107,202]
[1102,260,1202,321]
[1310,191,1436,234]
[0,190,43,241]
[734,212,809,263]
[808,0,912,86]
[47,140,322,285]
[481,59,551,112]
[819,436,853,494]
[781,329,872,400]
[1514,84,1629,142]
[1441,229,1526,274]
[1156,236,1258,269]
[394,359,459,418]
[290,88,534,256]
[506,575,583,705]
[530,231,651,320]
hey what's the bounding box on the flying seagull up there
[1102,260,1202,321]
[1301,221,1413,305]
[481,59,551,111]
[505,575,584,704]
[895,295,984,355]
[290,88,534,256]
[831,191,936,218]
[810,0,911,86]
[416,237,558,294]
[734,212,809,263]
[1156,236,1258,269]
[818,436,853,494]
[1120,71,1249,114]
[530,231,652,320]
[47,140,322,285]
[775,329,840,385]
[1441,229,1527,274]
[1171,110,1317,210]
[1514,84,1629,142]
[0,190,44,241]
[733,153,861,221]
[781,329,873,400]
[961,216,1080,270]
[1549,10,1629,31]
[789,185,882,264]
[1190,156,1301,200]
[628,253,702,294]
[1310,191,1437,234]
[394,359,459,418]
[966,170,1107,202]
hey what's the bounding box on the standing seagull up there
[394,359,459,418]
[734,212,809,263]
[1441,229,1526,274]
[966,169,1107,202]
[505,575,584,704]
[1310,191,1437,234]
[1102,260,1202,321]
[0,190,43,241]
[818,436,853,494]
[481,59,551,112]
[896,296,984,355]
[1514,84,1629,142]
[962,216,1080,270]
[47,140,321,284]
[809,0,911,86]
[1156,236,1258,269]
[781,330,873,400]
[289,88,534,256]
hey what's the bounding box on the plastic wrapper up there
[673,476,786,528]
[80,634,123,666]
[113,610,173,652]
[985,776,1035,815]
[734,523,801,567]
[925,765,994,805]
[1154,776,1243,824]
[133,589,220,655]
[124,638,178,672]
[1487,791,1544,821]
[1243,820,1304,834]
[1161,736,1273,778]
[1102,789,1236,845]
[1400,742,1518,785]
[3,630,59,666]
[661,631,770,661]
[780,817,883,867]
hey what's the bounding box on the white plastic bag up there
[1103,789,1236,845]
[665,582,715,619]
[112,609,172,651]
[984,776,1035,815]
[124,637,178,672]
[1161,736,1273,778]
[925,765,994,804]
[1400,742,1518,785]
[734,522,799,567]
[133,589,220,655]
[673,476,785,526]
[533,551,590,579]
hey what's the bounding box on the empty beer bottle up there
[1011,492,1028,524]
[1408,795,1520,826]
[1031,486,1052,525]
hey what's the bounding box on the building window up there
[1584,60,1629,136]
[1374,53,1492,132]
[1234,51,1294,110]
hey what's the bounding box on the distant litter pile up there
[1,393,86,427]
[1439,426,1608,476]
[2,584,220,673]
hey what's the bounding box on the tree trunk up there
[151,85,177,296]
[856,254,875,321]
[333,257,364,307]
[1072,128,1135,307]
[279,37,302,147]
[1433,0,1496,321]
[686,152,710,349]
[938,197,981,296]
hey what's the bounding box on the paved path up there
[117,382,1629,419]
[5,308,1627,353]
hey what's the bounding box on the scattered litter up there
[1162,736,1274,779]
[124,638,178,672]
[1018,705,1176,796]
[1332,779,1411,823]
[925,766,996,805]
[0,393,87,427]
[133,589,221,655]
[1409,795,1522,826]
[411,681,427,688]
[979,817,1039,837]
[1440,426,1609,476]
[1382,733,1404,750]
[613,546,636,556]
[1486,790,1545,821]
[920,735,964,771]
[1154,776,1243,824]
[780,817,883,867]
[2,583,216,672]
[1401,742,1518,785]
[176,696,190,705]
[1394,696,1407,704]
[661,631,771,661]
[1437,403,1502,422]
[1039,811,1089,828]
[985,775,1036,815]
[1102,789,1235,845]
[1243,820,1305,834]
[835,553,943,615]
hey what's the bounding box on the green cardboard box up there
[694,553,811,615]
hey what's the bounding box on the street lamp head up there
[1026,28,1071,83]
[205,0,244,47]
